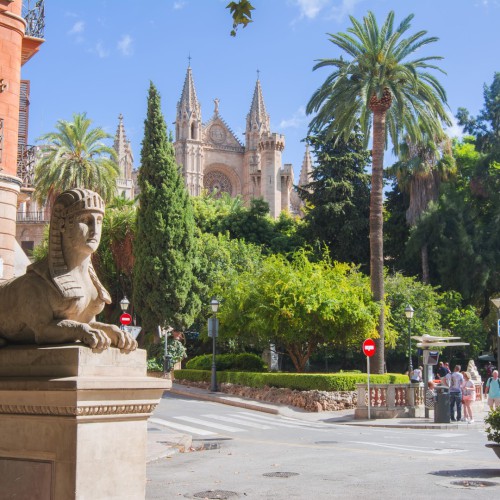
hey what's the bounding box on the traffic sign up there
[362,338,376,357]
[120,313,132,326]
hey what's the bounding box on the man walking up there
[446,365,464,421]
[486,369,500,411]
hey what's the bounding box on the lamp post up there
[490,298,500,372]
[120,296,130,313]
[404,305,415,377]
[210,298,220,392]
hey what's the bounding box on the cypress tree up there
[133,82,200,336]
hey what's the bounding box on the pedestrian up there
[425,380,436,411]
[485,369,500,411]
[437,361,450,381]
[445,364,464,421]
[410,365,423,384]
[461,371,475,423]
[486,361,493,378]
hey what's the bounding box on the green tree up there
[219,250,380,372]
[34,112,118,204]
[133,82,200,337]
[386,131,455,282]
[306,11,450,372]
[299,126,371,269]
[457,72,500,154]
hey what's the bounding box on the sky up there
[22,0,500,181]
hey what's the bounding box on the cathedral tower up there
[113,114,134,200]
[174,65,204,196]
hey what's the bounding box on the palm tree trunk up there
[421,244,430,284]
[370,110,386,373]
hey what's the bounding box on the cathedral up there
[173,65,312,218]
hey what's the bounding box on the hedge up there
[185,353,266,372]
[173,370,408,391]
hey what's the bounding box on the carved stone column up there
[0,345,170,499]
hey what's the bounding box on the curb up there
[169,387,280,415]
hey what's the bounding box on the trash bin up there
[434,385,450,423]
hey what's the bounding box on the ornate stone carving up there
[0,403,158,416]
[204,171,232,196]
[0,189,137,352]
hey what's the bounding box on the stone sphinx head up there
[48,188,110,302]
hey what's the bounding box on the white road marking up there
[149,417,216,436]
[173,416,246,432]
[350,441,465,454]
[237,411,326,428]
[202,414,272,429]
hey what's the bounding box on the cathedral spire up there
[177,65,201,120]
[113,114,128,176]
[299,144,313,187]
[246,77,270,134]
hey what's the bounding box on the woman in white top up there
[461,371,476,423]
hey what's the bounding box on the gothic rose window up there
[204,171,232,197]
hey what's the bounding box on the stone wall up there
[175,379,357,412]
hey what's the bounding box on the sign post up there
[362,339,376,420]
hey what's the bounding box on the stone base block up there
[0,345,170,499]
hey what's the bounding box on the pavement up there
[147,382,490,462]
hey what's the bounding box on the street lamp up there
[404,305,415,377]
[210,298,220,392]
[120,296,130,312]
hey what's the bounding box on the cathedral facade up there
[173,66,310,218]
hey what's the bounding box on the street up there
[146,393,500,499]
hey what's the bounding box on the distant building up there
[173,65,312,218]
[113,114,135,200]
[0,0,45,279]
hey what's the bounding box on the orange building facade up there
[0,0,43,280]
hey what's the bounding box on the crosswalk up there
[149,411,327,437]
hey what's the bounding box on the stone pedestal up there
[0,345,170,499]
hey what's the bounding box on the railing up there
[355,381,484,420]
[23,0,45,39]
[16,210,48,223]
[17,144,39,189]
[355,383,425,419]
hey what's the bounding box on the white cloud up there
[68,20,84,35]
[173,1,186,9]
[94,42,109,58]
[328,0,363,23]
[293,0,329,19]
[444,115,464,139]
[280,106,308,129]
[117,35,133,56]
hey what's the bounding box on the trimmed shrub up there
[185,353,266,372]
[174,370,408,391]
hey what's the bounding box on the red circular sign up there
[120,313,132,325]
[362,338,376,357]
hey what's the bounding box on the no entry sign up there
[362,338,376,357]
[120,313,132,326]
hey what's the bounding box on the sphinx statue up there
[0,188,137,352]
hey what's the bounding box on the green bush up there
[185,353,266,372]
[174,370,408,391]
[485,407,500,444]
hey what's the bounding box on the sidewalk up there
[147,383,489,462]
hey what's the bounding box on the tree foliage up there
[299,127,371,270]
[226,0,254,36]
[218,250,380,372]
[34,112,118,204]
[133,82,200,336]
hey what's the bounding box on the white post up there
[367,355,371,420]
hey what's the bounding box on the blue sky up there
[23,0,499,180]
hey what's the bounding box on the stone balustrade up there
[355,381,485,419]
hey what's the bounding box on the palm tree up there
[34,112,118,205]
[306,11,450,372]
[387,132,455,283]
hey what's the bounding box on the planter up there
[485,443,500,459]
